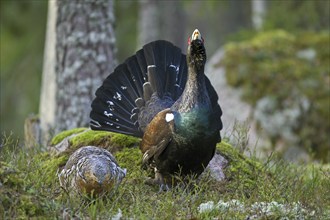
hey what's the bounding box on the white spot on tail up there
[165,113,174,122]
[169,64,179,72]
[113,92,122,100]
[107,101,114,106]
[148,65,156,69]
[104,111,113,117]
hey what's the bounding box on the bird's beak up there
[191,29,202,41]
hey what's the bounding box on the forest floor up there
[0,132,329,219]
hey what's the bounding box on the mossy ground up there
[50,128,140,156]
[1,131,329,219]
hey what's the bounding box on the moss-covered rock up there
[50,128,263,186]
[50,128,141,156]
[50,127,87,145]
[221,30,330,162]
[216,142,264,195]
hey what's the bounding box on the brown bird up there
[90,29,222,190]
[58,146,126,196]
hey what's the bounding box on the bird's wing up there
[140,108,175,168]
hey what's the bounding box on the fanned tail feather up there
[90,40,188,137]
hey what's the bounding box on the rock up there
[206,153,228,181]
[49,128,140,156]
[206,49,268,153]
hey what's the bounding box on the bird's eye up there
[188,37,191,45]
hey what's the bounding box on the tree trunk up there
[137,0,160,48]
[252,0,266,30]
[39,0,57,144]
[39,0,116,144]
[159,1,186,50]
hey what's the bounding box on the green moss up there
[69,129,112,150]
[111,133,140,148]
[50,127,87,145]
[217,142,264,195]
[37,153,68,185]
[19,195,43,216]
[115,147,142,179]
[51,128,141,156]
[0,151,61,218]
[0,161,24,187]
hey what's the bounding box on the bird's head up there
[187,29,206,70]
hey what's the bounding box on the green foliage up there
[264,0,330,32]
[115,0,138,63]
[221,30,330,162]
[0,1,47,138]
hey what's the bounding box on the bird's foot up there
[159,183,170,192]
[144,169,171,192]
[144,177,159,186]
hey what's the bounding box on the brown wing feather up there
[140,108,174,167]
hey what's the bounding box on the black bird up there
[90,29,222,190]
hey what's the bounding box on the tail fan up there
[90,40,187,137]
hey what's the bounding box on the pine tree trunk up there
[137,0,160,48]
[252,0,266,30]
[39,0,57,144]
[39,0,116,144]
[159,1,186,50]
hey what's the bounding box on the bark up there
[39,0,116,144]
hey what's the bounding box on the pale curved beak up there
[191,29,202,41]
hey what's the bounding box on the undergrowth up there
[0,133,329,219]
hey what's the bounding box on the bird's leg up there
[144,168,170,192]
[155,169,170,192]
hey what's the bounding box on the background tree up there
[39,0,116,144]
[252,0,266,30]
[137,0,159,48]
[137,0,186,50]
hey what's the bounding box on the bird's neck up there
[176,65,211,113]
